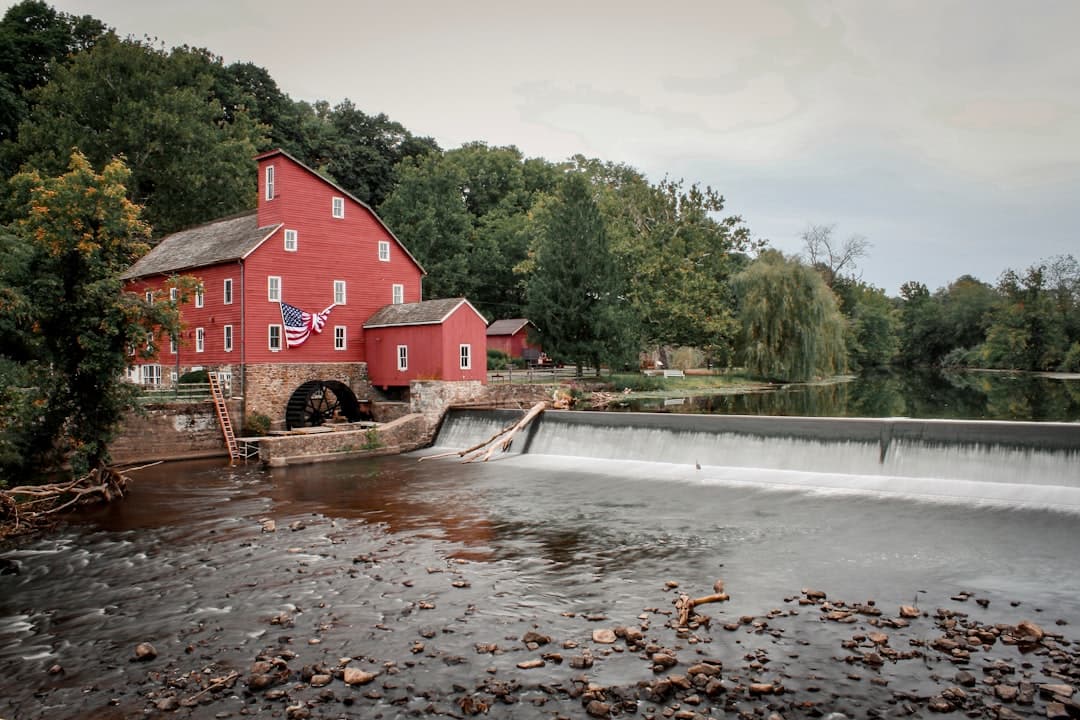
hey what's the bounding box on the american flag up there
[280,301,335,347]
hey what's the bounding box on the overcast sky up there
[37,0,1080,295]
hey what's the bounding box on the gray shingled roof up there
[121,212,282,279]
[486,318,532,336]
[363,298,486,328]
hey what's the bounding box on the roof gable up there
[363,298,487,328]
[486,318,533,336]
[121,212,281,279]
[255,148,426,275]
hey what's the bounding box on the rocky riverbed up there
[2,456,1078,719]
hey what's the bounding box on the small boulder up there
[134,642,157,661]
[342,668,376,686]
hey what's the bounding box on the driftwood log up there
[674,580,730,627]
[0,461,158,534]
[421,401,548,464]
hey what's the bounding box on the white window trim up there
[195,327,205,353]
[265,165,275,200]
[169,336,177,354]
[397,344,408,371]
[284,228,298,252]
[459,344,471,370]
[195,287,204,308]
[332,196,344,218]
[145,290,154,304]
[378,240,390,262]
[141,364,162,386]
[224,325,233,353]
[334,325,346,350]
[223,278,233,305]
[268,276,281,302]
[269,324,282,352]
[334,280,346,305]
[169,287,178,302]
[392,283,404,305]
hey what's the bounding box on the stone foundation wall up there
[110,400,239,465]
[258,415,429,467]
[243,362,371,429]
[372,402,411,424]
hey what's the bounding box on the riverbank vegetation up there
[1,2,1079,483]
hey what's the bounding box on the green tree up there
[0,0,106,148]
[732,250,847,382]
[0,152,182,480]
[844,281,898,369]
[525,173,635,375]
[7,35,262,235]
[896,280,950,366]
[983,263,1067,370]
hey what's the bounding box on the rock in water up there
[134,642,157,661]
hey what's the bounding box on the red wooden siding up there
[488,328,540,358]
[127,263,243,366]
[245,154,424,363]
[365,305,487,387]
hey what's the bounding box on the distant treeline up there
[1,1,1077,378]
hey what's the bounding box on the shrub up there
[179,369,208,384]
[487,349,510,370]
[243,412,271,436]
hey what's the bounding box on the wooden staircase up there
[208,372,246,464]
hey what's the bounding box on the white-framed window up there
[332,196,345,218]
[141,364,162,386]
[334,326,346,350]
[169,287,178,302]
[265,165,275,200]
[170,370,178,383]
[268,276,281,302]
[334,280,346,305]
[284,229,298,252]
[145,290,154,304]
[378,240,390,262]
[218,371,232,395]
[223,278,233,305]
[224,325,233,352]
[195,287,204,308]
[397,344,408,371]
[459,344,471,370]
[392,283,404,305]
[269,324,282,351]
[195,327,205,353]
[169,336,177,354]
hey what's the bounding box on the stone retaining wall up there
[110,400,238,465]
[258,415,429,467]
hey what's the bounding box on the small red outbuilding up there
[364,298,488,387]
[487,318,542,363]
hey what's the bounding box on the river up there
[2,423,1079,718]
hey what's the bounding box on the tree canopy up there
[0,152,184,480]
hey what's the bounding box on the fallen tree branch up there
[419,418,520,462]
[1,466,130,534]
[674,580,730,627]
[462,401,548,463]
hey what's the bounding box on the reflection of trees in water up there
[621,369,1080,421]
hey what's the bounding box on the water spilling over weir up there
[436,409,1080,511]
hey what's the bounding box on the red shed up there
[487,318,542,362]
[364,298,488,387]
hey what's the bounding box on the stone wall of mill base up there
[109,400,241,466]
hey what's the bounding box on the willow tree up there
[732,250,847,382]
[1,152,183,480]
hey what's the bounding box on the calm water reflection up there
[609,369,1080,421]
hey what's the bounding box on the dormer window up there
[284,229,298,252]
[332,196,344,219]
[265,165,275,200]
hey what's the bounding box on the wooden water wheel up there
[285,380,366,429]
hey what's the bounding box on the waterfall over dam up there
[433,409,1080,511]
